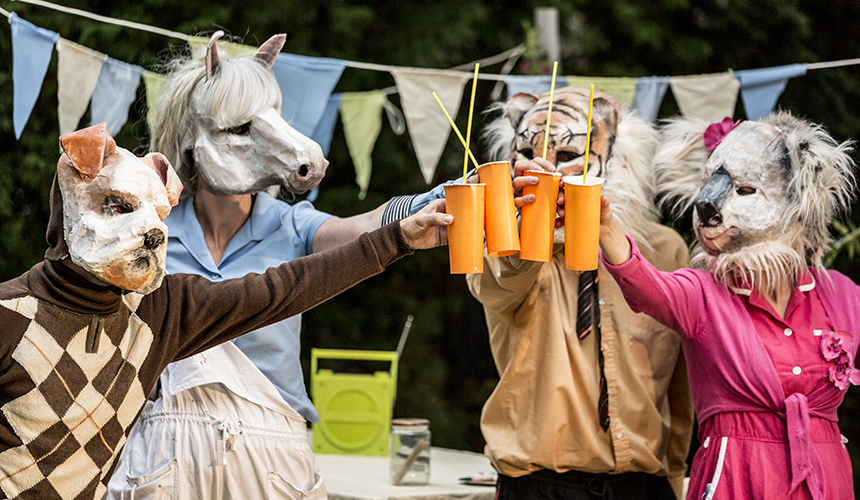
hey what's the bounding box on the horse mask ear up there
[253,34,286,69]
[59,122,117,180]
[205,30,225,80]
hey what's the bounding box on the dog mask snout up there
[695,165,733,228]
[143,228,165,250]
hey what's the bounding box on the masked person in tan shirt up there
[468,87,694,499]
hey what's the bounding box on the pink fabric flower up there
[821,330,860,390]
[703,117,741,151]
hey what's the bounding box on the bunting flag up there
[56,39,106,136]
[391,67,472,184]
[505,75,570,96]
[311,93,343,157]
[305,93,343,203]
[271,54,347,136]
[4,13,854,195]
[567,76,637,109]
[669,72,740,123]
[631,76,670,122]
[735,64,808,120]
[340,91,387,200]
[143,71,167,135]
[89,57,142,135]
[188,36,257,61]
[9,12,59,139]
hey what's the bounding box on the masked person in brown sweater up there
[469,87,694,499]
[0,123,451,500]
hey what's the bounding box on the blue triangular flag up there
[89,58,143,136]
[310,93,343,157]
[631,76,670,123]
[735,64,808,120]
[10,13,59,139]
[305,92,343,203]
[505,75,570,97]
[271,54,346,136]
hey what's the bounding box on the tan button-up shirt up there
[466,222,694,498]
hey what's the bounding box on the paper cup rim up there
[563,174,604,186]
[444,183,485,189]
[477,161,511,170]
[525,169,563,177]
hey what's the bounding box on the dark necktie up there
[577,269,610,432]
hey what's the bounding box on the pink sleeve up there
[603,236,705,339]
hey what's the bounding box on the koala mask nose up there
[694,165,733,228]
[143,228,165,250]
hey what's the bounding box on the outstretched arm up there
[313,168,475,254]
[312,204,388,253]
[313,199,451,253]
[157,201,451,360]
[598,195,632,265]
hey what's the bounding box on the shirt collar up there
[729,270,815,296]
[734,270,816,319]
[166,192,283,271]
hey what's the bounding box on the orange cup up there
[444,184,485,274]
[477,161,520,257]
[519,170,562,262]
[563,175,604,271]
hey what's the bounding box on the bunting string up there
[3,2,860,196]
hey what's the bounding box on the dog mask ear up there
[59,122,116,180]
[140,152,184,209]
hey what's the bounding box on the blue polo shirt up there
[164,192,333,422]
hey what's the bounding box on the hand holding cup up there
[399,199,453,250]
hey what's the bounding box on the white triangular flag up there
[390,68,471,184]
[57,39,106,136]
[669,72,740,123]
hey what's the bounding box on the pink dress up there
[604,238,857,500]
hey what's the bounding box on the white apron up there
[105,342,326,500]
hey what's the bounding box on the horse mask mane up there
[482,86,660,250]
[654,111,856,294]
[150,31,328,197]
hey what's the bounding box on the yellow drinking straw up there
[462,63,480,183]
[432,91,481,170]
[582,84,594,183]
[541,61,559,160]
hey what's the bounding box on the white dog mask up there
[56,123,183,294]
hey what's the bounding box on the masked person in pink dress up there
[588,112,857,499]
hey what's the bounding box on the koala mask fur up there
[655,111,856,295]
[54,123,183,294]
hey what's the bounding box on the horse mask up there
[152,31,328,196]
[655,112,856,293]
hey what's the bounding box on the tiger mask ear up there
[503,92,540,128]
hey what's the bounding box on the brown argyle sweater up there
[0,214,410,499]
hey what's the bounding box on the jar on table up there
[389,418,431,485]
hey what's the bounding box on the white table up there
[314,446,496,500]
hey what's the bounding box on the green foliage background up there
[1,0,859,486]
